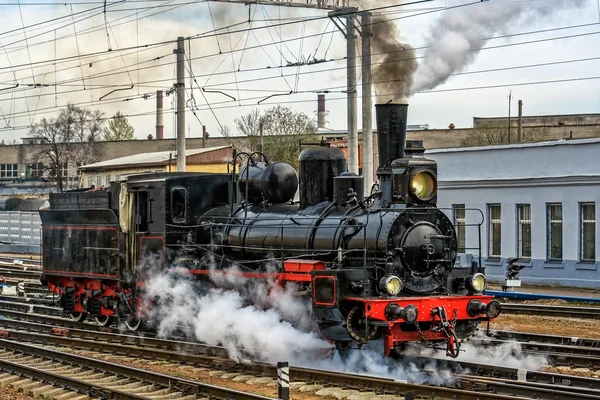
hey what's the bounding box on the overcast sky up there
[0,0,597,142]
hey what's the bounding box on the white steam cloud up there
[411,0,587,94]
[138,256,548,386]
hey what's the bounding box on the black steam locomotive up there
[40,103,500,357]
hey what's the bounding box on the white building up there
[426,138,600,288]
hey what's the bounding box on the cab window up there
[171,187,187,223]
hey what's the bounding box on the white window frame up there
[517,204,531,259]
[488,204,501,258]
[452,204,466,253]
[580,203,595,262]
[547,203,563,261]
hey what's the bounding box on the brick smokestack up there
[317,94,327,129]
[156,90,164,140]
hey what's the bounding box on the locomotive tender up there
[40,103,501,357]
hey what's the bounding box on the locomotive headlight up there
[380,275,402,296]
[470,273,487,292]
[409,172,437,201]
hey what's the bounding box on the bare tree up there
[30,103,105,192]
[460,123,546,147]
[234,109,262,152]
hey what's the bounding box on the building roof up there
[425,138,600,182]
[425,137,600,154]
[79,145,231,171]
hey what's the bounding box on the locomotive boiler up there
[39,103,501,358]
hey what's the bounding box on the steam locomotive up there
[40,103,500,358]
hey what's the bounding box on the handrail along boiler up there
[39,103,500,357]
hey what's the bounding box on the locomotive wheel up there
[94,315,114,327]
[125,317,142,331]
[70,312,87,322]
[345,305,379,343]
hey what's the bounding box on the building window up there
[87,176,94,187]
[30,163,44,178]
[517,205,531,259]
[453,204,466,253]
[105,175,110,187]
[581,203,595,262]
[488,204,501,258]
[114,174,120,182]
[0,164,18,178]
[547,203,563,260]
[170,187,187,223]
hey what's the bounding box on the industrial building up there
[427,138,600,288]
[79,146,234,188]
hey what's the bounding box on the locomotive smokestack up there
[156,90,164,140]
[375,103,408,169]
[317,94,327,129]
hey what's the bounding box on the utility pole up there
[175,36,186,172]
[517,100,523,142]
[507,91,512,144]
[346,15,358,175]
[202,125,207,148]
[361,12,373,194]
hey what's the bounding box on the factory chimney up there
[317,94,327,129]
[156,90,164,140]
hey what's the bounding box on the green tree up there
[31,103,105,192]
[261,105,317,168]
[103,111,135,141]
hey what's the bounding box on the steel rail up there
[473,337,600,358]
[2,300,600,398]
[0,267,42,280]
[487,329,600,348]
[0,324,597,400]
[0,357,149,400]
[0,338,273,400]
[0,255,42,265]
[0,299,62,315]
[500,303,600,319]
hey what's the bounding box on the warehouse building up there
[427,138,600,288]
[79,146,234,187]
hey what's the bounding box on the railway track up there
[0,314,598,400]
[0,339,272,400]
[500,303,600,319]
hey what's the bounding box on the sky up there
[0,0,598,143]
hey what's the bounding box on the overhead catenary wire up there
[2,17,598,104]
[2,0,596,134]
[1,73,600,133]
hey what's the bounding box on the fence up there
[0,211,42,254]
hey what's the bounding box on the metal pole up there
[175,36,186,172]
[277,362,289,400]
[346,15,358,175]
[507,91,512,144]
[259,120,264,160]
[361,12,372,194]
[517,100,523,142]
[202,125,207,148]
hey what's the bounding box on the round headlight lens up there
[471,273,487,292]
[410,172,437,201]
[380,275,402,296]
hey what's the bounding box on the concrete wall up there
[428,139,600,288]
[474,114,600,127]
